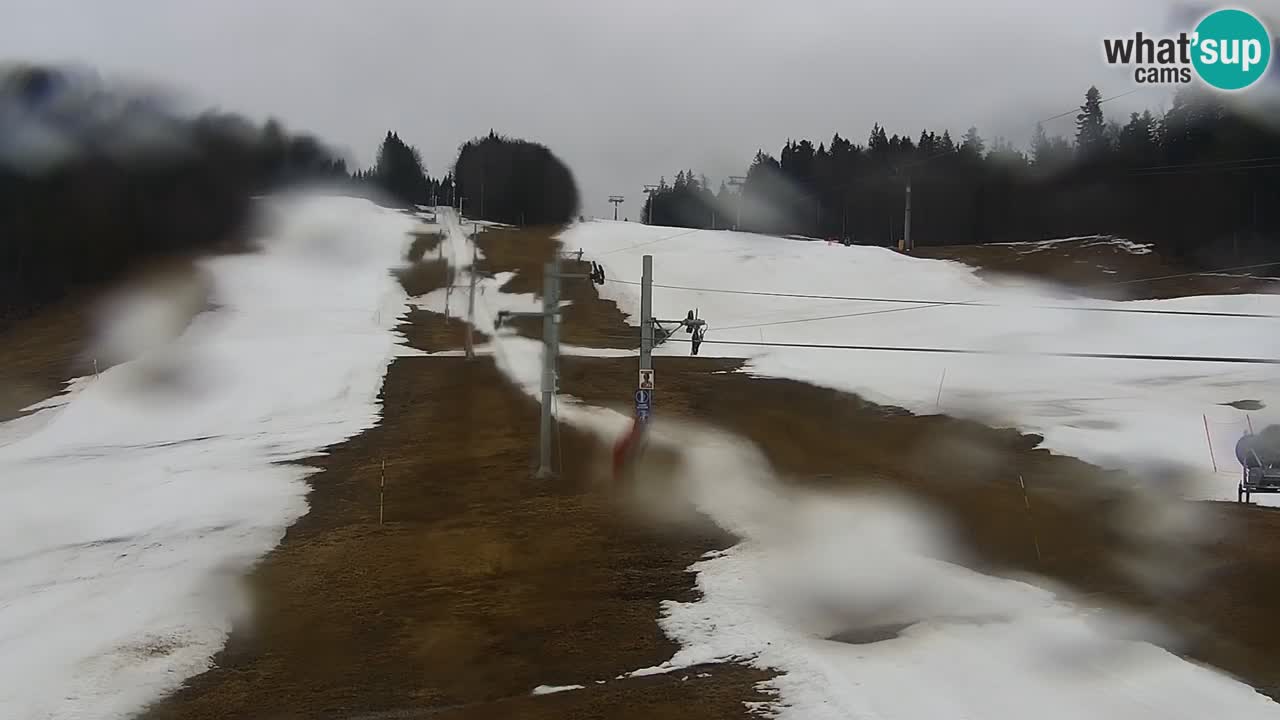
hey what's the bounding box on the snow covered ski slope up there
[562,220,1280,502]
[0,195,417,719]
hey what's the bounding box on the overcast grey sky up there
[5,0,1266,218]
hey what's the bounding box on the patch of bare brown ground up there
[916,237,1280,299]
[0,256,210,422]
[474,227,637,349]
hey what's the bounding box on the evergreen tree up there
[918,130,937,155]
[868,124,890,155]
[1075,86,1108,159]
[643,88,1280,260]
[1031,123,1051,164]
[0,63,351,326]
[961,126,986,157]
[1031,123,1072,170]
[988,137,1026,167]
[372,131,430,206]
[1119,111,1159,165]
[453,131,578,225]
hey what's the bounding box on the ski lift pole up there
[537,260,559,477]
[493,260,563,478]
[903,176,913,252]
[465,244,477,360]
[639,255,654,424]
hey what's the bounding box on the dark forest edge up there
[0,64,579,328]
[0,64,349,327]
[354,130,579,227]
[641,86,1280,271]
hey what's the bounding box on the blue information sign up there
[635,388,652,423]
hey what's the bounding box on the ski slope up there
[0,195,417,719]
[422,216,1280,719]
[546,220,1280,718]
[561,220,1280,502]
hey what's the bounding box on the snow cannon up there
[1236,425,1280,503]
[1236,426,1280,468]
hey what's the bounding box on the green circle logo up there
[1192,9,1272,91]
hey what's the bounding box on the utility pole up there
[609,195,625,221]
[728,176,746,231]
[538,260,559,476]
[638,254,654,423]
[493,256,604,477]
[497,260,560,478]
[903,178,913,252]
[633,256,705,425]
[465,243,477,360]
[643,185,660,225]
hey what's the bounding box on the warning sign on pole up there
[638,369,655,390]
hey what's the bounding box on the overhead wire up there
[594,228,703,257]
[1126,155,1280,174]
[1104,261,1280,285]
[590,255,1280,362]
[1036,89,1143,125]
[1129,162,1280,177]
[646,336,1280,366]
[712,302,957,332]
[581,330,1280,366]
[602,276,1280,321]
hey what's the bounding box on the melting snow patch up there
[987,235,1153,255]
[531,684,585,696]
[0,195,416,719]
[627,664,677,678]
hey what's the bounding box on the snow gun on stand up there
[1236,425,1280,503]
